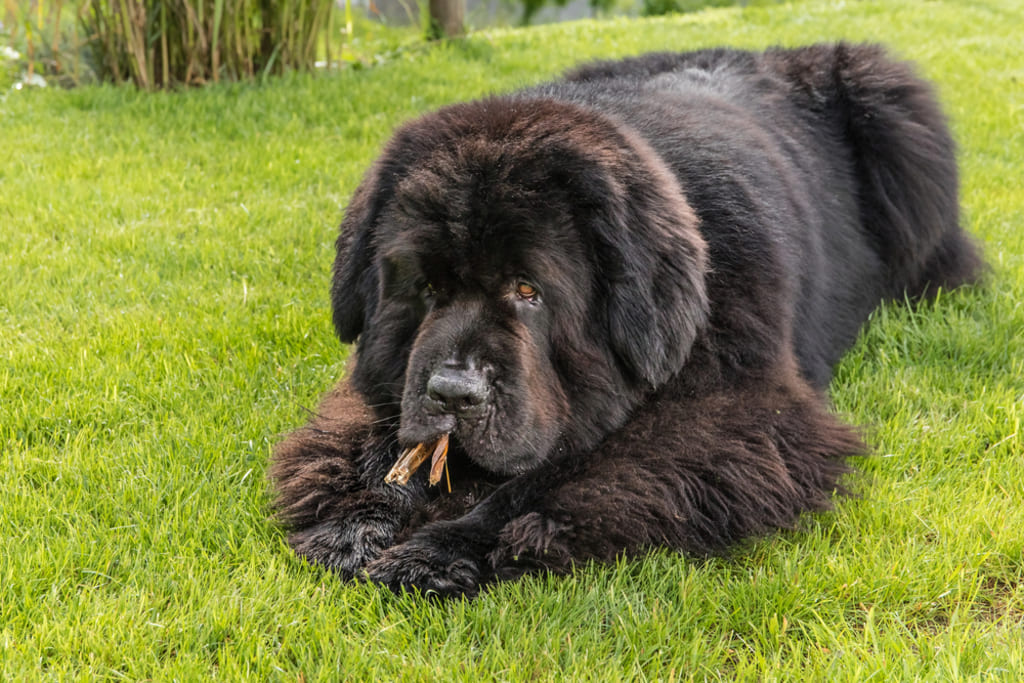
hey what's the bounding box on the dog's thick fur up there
[271,44,982,597]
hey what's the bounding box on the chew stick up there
[384,442,432,485]
[384,434,450,487]
[428,434,450,487]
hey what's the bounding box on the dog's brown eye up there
[516,281,538,300]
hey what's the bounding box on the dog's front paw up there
[288,511,396,579]
[488,511,574,577]
[364,525,487,598]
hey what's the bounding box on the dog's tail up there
[766,43,984,298]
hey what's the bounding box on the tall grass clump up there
[2,0,93,88]
[82,0,336,88]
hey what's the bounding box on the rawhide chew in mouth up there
[385,434,450,487]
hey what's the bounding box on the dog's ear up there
[330,157,399,343]
[587,141,710,389]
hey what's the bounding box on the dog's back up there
[560,44,982,386]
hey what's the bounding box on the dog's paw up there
[364,526,485,599]
[488,512,574,575]
[288,512,396,579]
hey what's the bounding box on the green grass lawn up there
[2,0,1022,679]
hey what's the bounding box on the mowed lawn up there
[2,0,1022,679]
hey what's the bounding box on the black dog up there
[271,44,982,597]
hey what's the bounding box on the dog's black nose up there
[426,364,489,415]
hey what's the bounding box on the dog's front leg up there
[362,459,567,597]
[271,383,428,578]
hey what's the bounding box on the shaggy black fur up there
[270,43,982,598]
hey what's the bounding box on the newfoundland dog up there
[271,43,982,597]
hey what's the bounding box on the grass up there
[2,0,1022,678]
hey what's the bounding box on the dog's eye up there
[421,282,435,300]
[515,281,539,302]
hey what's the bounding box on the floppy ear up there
[330,162,392,343]
[589,141,710,389]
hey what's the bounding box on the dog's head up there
[331,97,709,475]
